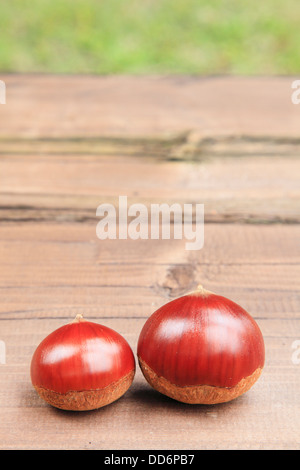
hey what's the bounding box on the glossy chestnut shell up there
[31,315,135,411]
[137,286,265,404]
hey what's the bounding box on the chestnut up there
[31,315,135,411]
[137,286,265,404]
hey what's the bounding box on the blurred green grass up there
[1,0,300,74]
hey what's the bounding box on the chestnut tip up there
[72,313,86,323]
[189,284,214,297]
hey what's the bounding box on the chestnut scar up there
[139,357,262,405]
[34,369,135,411]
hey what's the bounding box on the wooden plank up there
[0,223,299,321]
[0,153,299,223]
[1,75,300,139]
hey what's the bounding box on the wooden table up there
[0,75,299,450]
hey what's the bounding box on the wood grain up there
[0,75,299,450]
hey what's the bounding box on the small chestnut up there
[31,315,135,411]
[137,286,265,405]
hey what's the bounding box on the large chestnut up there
[137,286,265,404]
[31,315,135,411]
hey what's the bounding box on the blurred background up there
[1,0,300,75]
